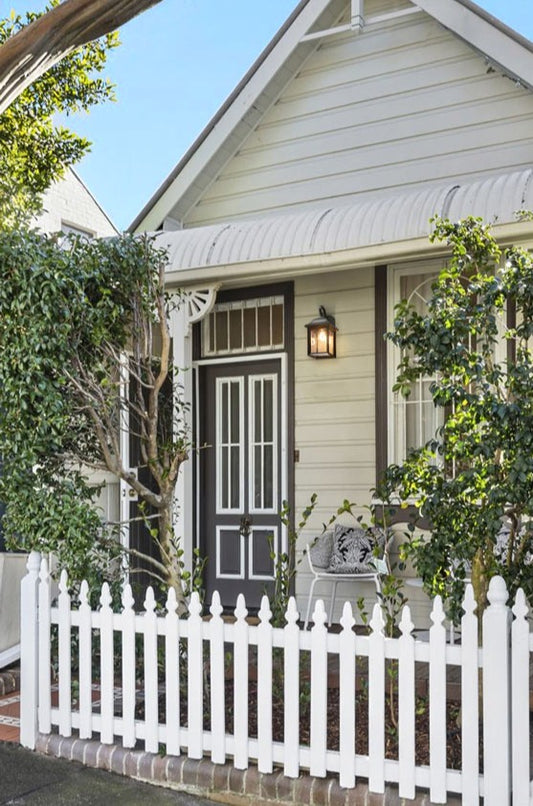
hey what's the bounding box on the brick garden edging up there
[34,733,461,805]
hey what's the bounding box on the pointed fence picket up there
[164,587,181,757]
[120,584,136,748]
[38,559,52,736]
[20,555,533,804]
[511,588,530,806]
[257,596,273,774]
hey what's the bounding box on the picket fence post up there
[511,588,529,806]
[233,593,250,770]
[78,580,92,740]
[368,602,385,794]
[283,597,300,779]
[121,584,137,749]
[310,599,328,778]
[20,551,41,749]
[398,605,415,801]
[429,595,447,804]
[338,602,356,789]
[460,584,479,804]
[187,591,204,759]
[164,587,181,757]
[38,558,52,736]
[257,596,273,774]
[58,570,72,738]
[483,576,511,806]
[209,591,226,765]
[99,582,114,745]
[143,587,159,754]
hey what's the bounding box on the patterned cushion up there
[327,524,385,574]
[308,530,334,569]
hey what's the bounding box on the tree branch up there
[0,0,163,114]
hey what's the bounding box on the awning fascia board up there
[164,220,533,290]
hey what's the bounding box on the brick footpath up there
[35,733,461,806]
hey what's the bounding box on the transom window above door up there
[202,296,284,357]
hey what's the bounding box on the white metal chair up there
[303,529,391,629]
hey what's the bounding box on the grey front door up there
[199,358,283,610]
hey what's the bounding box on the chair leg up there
[304,578,318,630]
[328,580,338,626]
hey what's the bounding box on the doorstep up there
[35,733,461,806]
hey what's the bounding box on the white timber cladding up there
[184,0,533,227]
[293,268,376,618]
[292,266,433,626]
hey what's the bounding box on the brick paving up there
[0,666,21,742]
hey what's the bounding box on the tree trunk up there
[471,545,490,622]
[158,498,188,617]
[0,0,163,114]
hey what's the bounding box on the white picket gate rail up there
[19,552,533,804]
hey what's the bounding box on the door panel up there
[200,359,283,609]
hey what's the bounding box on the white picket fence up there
[19,551,533,804]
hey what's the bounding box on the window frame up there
[386,261,444,469]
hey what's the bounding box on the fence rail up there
[19,552,532,805]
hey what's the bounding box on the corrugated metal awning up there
[156,169,533,273]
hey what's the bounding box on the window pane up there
[263,380,273,442]
[208,313,215,353]
[257,305,271,347]
[230,382,240,443]
[229,309,242,351]
[231,446,240,509]
[221,446,228,509]
[254,380,262,442]
[216,310,228,352]
[203,297,285,356]
[254,446,262,509]
[272,304,284,346]
[243,308,256,348]
[221,383,228,444]
[263,445,273,510]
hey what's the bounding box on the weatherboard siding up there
[185,5,533,227]
[291,265,433,626]
[292,268,378,621]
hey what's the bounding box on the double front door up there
[199,358,284,609]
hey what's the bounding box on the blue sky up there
[8,0,533,230]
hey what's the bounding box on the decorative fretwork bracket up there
[179,284,221,329]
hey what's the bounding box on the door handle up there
[240,514,253,537]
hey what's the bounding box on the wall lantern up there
[305,306,338,358]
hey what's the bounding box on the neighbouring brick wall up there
[35,733,462,806]
[35,169,117,238]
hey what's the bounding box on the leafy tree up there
[0,0,162,226]
[383,215,533,620]
[0,0,163,113]
[0,229,190,609]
